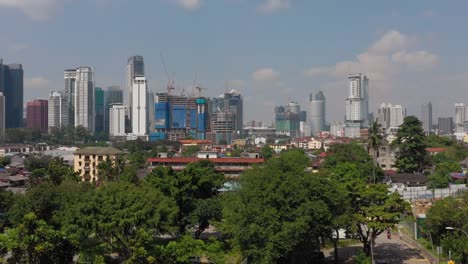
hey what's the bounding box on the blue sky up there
[1,0,468,123]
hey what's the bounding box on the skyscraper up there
[345,74,369,137]
[275,102,301,138]
[377,103,391,130]
[109,104,126,137]
[64,69,77,127]
[95,87,105,133]
[148,91,155,133]
[308,90,326,136]
[48,91,68,132]
[212,90,243,137]
[74,66,95,132]
[26,100,48,133]
[0,59,23,128]
[389,104,406,128]
[0,93,5,142]
[104,86,123,133]
[132,76,148,135]
[454,103,467,133]
[420,102,432,134]
[127,56,145,119]
[438,117,453,135]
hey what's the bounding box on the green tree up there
[146,161,224,237]
[182,145,200,157]
[157,236,226,264]
[0,212,76,263]
[260,145,274,159]
[0,190,14,232]
[74,182,178,260]
[428,161,461,189]
[0,156,10,168]
[24,153,53,172]
[392,116,428,173]
[222,150,338,263]
[426,192,468,263]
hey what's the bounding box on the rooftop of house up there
[388,174,429,184]
[74,147,124,156]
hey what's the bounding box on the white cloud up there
[25,77,51,90]
[174,0,202,10]
[0,0,62,20]
[303,30,438,80]
[252,68,280,81]
[258,0,290,13]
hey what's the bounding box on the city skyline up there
[1,1,468,122]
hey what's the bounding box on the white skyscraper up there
[377,103,391,130]
[0,93,4,142]
[48,91,68,132]
[454,103,467,133]
[109,104,126,136]
[308,91,326,136]
[127,56,145,120]
[132,76,148,135]
[345,74,369,137]
[389,104,406,128]
[74,66,95,132]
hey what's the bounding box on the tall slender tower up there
[0,93,5,142]
[132,76,148,135]
[64,69,77,127]
[420,102,432,134]
[74,66,95,132]
[345,74,369,137]
[48,91,68,132]
[0,60,23,128]
[104,86,123,133]
[127,56,145,119]
[454,103,466,133]
[308,90,326,136]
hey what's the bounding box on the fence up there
[389,184,468,201]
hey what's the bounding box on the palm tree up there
[368,120,383,184]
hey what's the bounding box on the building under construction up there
[150,93,210,141]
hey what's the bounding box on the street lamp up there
[445,226,468,238]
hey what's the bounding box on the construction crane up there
[195,86,208,97]
[160,53,175,95]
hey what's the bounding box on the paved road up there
[373,232,429,264]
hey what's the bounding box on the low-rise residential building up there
[147,151,264,178]
[74,147,124,182]
[291,137,322,150]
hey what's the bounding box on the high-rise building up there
[420,102,432,135]
[454,103,467,133]
[275,102,301,138]
[389,104,406,128]
[438,117,453,135]
[74,66,95,132]
[127,56,145,119]
[104,86,123,133]
[95,87,105,133]
[0,59,23,128]
[131,76,148,135]
[26,100,48,133]
[109,104,126,137]
[211,90,243,136]
[208,110,235,145]
[148,91,155,133]
[377,103,391,130]
[309,91,326,136]
[64,69,77,127]
[0,93,5,142]
[345,74,369,138]
[48,91,68,132]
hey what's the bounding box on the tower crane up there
[160,53,175,95]
[195,86,208,97]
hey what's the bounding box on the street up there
[373,232,428,264]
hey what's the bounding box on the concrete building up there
[0,59,23,128]
[438,117,453,135]
[420,102,432,135]
[330,121,345,137]
[26,100,48,133]
[109,104,126,137]
[74,147,124,182]
[309,91,326,136]
[74,66,95,132]
[208,110,236,145]
[104,86,123,133]
[345,74,369,138]
[48,91,68,132]
[275,102,301,138]
[377,103,391,130]
[300,121,311,138]
[148,91,155,133]
[0,93,4,142]
[131,76,148,136]
[211,90,243,137]
[389,104,406,128]
[454,103,467,133]
[127,56,145,120]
